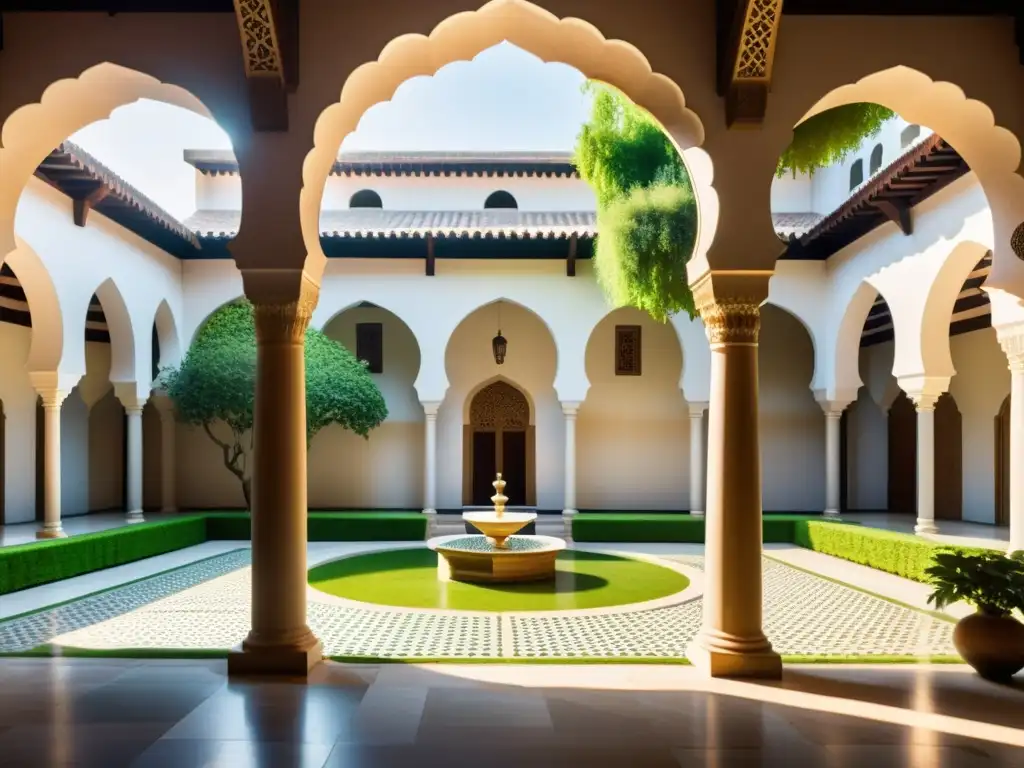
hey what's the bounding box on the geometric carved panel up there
[1012,221,1024,261]
[469,381,529,430]
[615,325,642,376]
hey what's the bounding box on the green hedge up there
[571,513,820,543]
[203,511,426,541]
[792,520,992,583]
[0,517,207,595]
[0,511,427,595]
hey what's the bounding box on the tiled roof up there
[772,212,824,240]
[185,209,597,240]
[183,149,579,178]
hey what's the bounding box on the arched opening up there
[886,391,963,520]
[349,189,383,208]
[311,302,423,509]
[849,159,864,191]
[759,304,822,512]
[465,380,533,506]
[300,1,713,282]
[484,190,518,209]
[901,124,922,149]
[444,300,556,511]
[578,307,684,510]
[996,394,1010,527]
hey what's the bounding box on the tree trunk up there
[241,476,252,511]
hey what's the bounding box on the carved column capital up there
[561,401,581,418]
[36,388,69,410]
[999,323,1024,372]
[688,402,708,419]
[252,278,319,344]
[693,291,761,346]
[421,401,441,418]
[1011,221,1024,261]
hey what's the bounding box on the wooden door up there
[472,431,497,505]
[996,395,1010,526]
[502,430,527,506]
[888,392,917,514]
[934,392,963,520]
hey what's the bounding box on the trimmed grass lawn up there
[308,548,690,611]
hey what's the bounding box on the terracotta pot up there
[953,612,1024,682]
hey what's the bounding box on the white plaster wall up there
[194,171,596,214]
[577,307,689,510]
[769,172,813,214]
[14,178,186,384]
[759,305,825,512]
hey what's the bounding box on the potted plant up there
[926,549,1024,682]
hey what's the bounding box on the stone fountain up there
[427,473,565,583]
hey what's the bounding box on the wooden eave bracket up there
[72,185,111,228]
[566,234,578,277]
[233,0,297,132]
[870,198,913,236]
[718,0,785,128]
[425,234,436,276]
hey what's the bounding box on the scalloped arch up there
[795,66,1024,298]
[300,0,716,281]
[4,236,65,372]
[0,63,215,259]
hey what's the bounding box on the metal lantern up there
[492,330,507,365]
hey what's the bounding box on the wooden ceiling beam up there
[717,0,785,127]
[232,0,298,132]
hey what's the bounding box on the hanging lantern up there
[492,330,507,365]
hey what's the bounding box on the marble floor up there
[0,658,1021,767]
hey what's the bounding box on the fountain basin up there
[428,534,566,583]
[462,511,536,548]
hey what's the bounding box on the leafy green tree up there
[574,82,698,320]
[779,103,895,177]
[162,300,388,508]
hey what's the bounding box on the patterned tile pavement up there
[0,549,957,660]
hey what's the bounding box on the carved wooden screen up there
[615,325,642,376]
[469,381,529,429]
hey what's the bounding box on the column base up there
[228,636,324,677]
[36,526,67,540]
[823,509,841,519]
[561,509,577,539]
[914,519,939,535]
[422,509,437,539]
[687,637,782,679]
[125,510,145,525]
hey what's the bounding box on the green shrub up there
[793,520,992,583]
[571,514,822,543]
[0,517,207,595]
[203,511,426,542]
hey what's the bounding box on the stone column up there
[685,274,781,679]
[153,395,177,514]
[688,402,707,516]
[912,394,939,535]
[422,401,439,537]
[1000,330,1024,554]
[124,403,145,524]
[36,388,69,539]
[819,402,849,519]
[562,401,580,536]
[228,279,323,677]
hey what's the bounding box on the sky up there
[69,42,592,219]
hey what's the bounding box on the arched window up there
[869,144,884,175]
[349,189,383,208]
[900,124,921,149]
[484,190,518,209]
[849,159,864,191]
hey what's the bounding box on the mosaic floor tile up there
[0,549,957,660]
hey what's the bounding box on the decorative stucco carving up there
[734,0,784,81]
[233,0,283,77]
[615,325,642,376]
[692,277,761,345]
[252,279,319,344]
[1012,221,1024,262]
[470,382,529,430]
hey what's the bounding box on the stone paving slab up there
[0,549,957,659]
